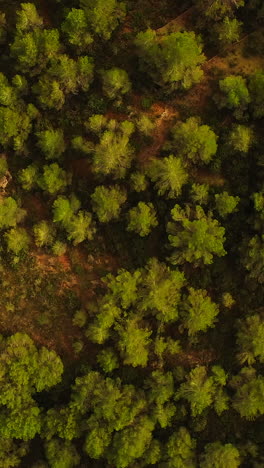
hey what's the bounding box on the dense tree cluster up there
[0,0,263,466]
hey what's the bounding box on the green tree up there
[5,227,30,255]
[181,287,219,335]
[37,128,66,160]
[148,155,188,198]
[61,8,93,51]
[116,318,152,367]
[0,73,18,107]
[37,163,68,194]
[244,234,264,283]
[127,201,158,236]
[218,75,250,118]
[18,164,39,190]
[0,439,28,468]
[214,17,242,47]
[52,195,80,225]
[16,3,43,32]
[0,197,26,230]
[80,0,126,40]
[229,124,254,153]
[64,211,96,245]
[136,114,155,136]
[101,67,131,100]
[231,368,264,419]
[130,172,148,192]
[236,314,264,365]
[0,107,31,151]
[45,439,80,468]
[97,348,119,373]
[107,416,154,468]
[215,191,240,217]
[191,183,209,205]
[165,427,197,468]
[249,71,264,118]
[135,29,205,90]
[140,258,185,322]
[33,221,55,247]
[196,0,244,21]
[167,205,226,265]
[171,117,218,164]
[91,185,127,222]
[103,269,141,309]
[200,442,241,468]
[92,122,134,178]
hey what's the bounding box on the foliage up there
[101,68,131,100]
[218,75,250,118]
[37,129,66,160]
[37,163,68,194]
[148,155,188,198]
[200,442,240,468]
[61,9,93,51]
[181,287,219,335]
[91,185,127,222]
[215,191,240,217]
[5,227,30,255]
[167,205,226,265]
[171,117,218,164]
[135,29,205,90]
[127,201,158,236]
[80,0,126,40]
[229,124,254,153]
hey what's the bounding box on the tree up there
[231,368,264,419]
[64,211,96,245]
[136,115,155,136]
[5,227,30,255]
[0,107,32,151]
[92,122,134,179]
[33,221,55,247]
[0,73,18,107]
[244,235,264,283]
[107,416,154,468]
[37,163,68,194]
[16,3,43,32]
[214,17,242,47]
[130,172,148,192]
[140,258,185,322]
[127,201,158,236]
[165,427,197,468]
[103,269,141,309]
[229,124,254,153]
[37,128,66,160]
[116,318,152,367]
[11,29,61,75]
[236,314,264,365]
[175,366,228,417]
[249,71,264,118]
[181,287,219,335]
[200,442,241,468]
[148,155,188,198]
[0,333,63,440]
[18,164,39,190]
[80,0,126,40]
[218,75,250,118]
[52,195,80,225]
[0,438,28,468]
[45,439,80,468]
[0,197,26,230]
[91,185,127,222]
[135,29,205,90]
[195,0,244,21]
[61,9,93,51]
[171,117,218,164]
[191,183,209,205]
[97,348,119,373]
[167,205,226,265]
[101,68,131,100]
[215,191,240,217]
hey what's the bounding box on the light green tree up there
[18,164,39,190]
[135,29,205,90]
[165,427,197,468]
[167,205,226,265]
[5,227,30,255]
[97,348,119,373]
[214,17,242,47]
[33,221,55,247]
[181,287,219,335]
[171,117,218,164]
[116,318,152,367]
[80,0,126,40]
[37,163,68,194]
[16,3,43,32]
[101,68,131,100]
[127,201,158,236]
[0,197,26,230]
[200,442,241,468]
[236,314,264,365]
[37,128,66,160]
[148,155,188,198]
[61,8,93,51]
[218,75,250,118]
[64,211,96,245]
[91,185,127,222]
[229,124,254,153]
[215,191,240,217]
[45,439,80,468]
